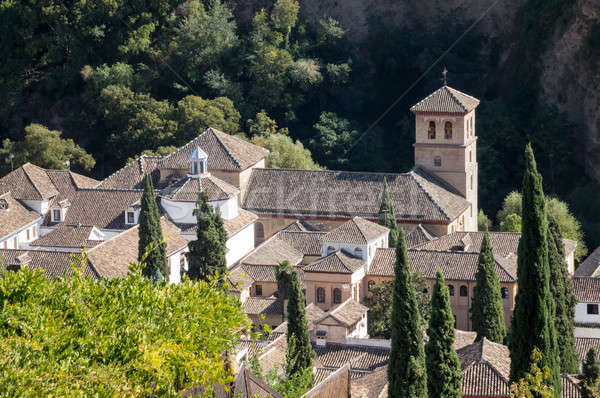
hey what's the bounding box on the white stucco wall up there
[575,327,600,338]
[575,302,600,324]
[22,199,51,215]
[161,196,239,224]
[0,220,41,249]
[226,222,255,268]
[347,313,369,340]
[321,233,387,268]
[168,247,189,284]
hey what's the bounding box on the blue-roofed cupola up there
[188,146,208,176]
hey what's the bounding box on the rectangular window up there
[13,237,17,248]
[2,241,6,248]
[26,229,30,240]
[255,284,263,296]
[52,209,61,222]
[588,304,599,315]
[501,287,508,299]
[32,227,36,238]
[126,212,135,224]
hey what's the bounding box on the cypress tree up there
[470,231,507,343]
[276,261,314,378]
[509,144,560,397]
[547,216,578,373]
[138,174,168,281]
[186,191,227,281]
[580,348,600,398]
[425,270,463,398]
[388,229,427,398]
[379,177,399,248]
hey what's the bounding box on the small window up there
[501,287,508,299]
[470,175,473,190]
[333,288,342,304]
[327,246,335,255]
[354,247,363,257]
[448,285,454,296]
[317,287,325,303]
[469,150,472,163]
[126,211,135,224]
[52,209,61,222]
[434,156,442,167]
[191,162,197,175]
[453,314,457,328]
[368,280,375,291]
[460,286,468,297]
[26,229,30,240]
[2,241,6,248]
[444,122,452,139]
[32,227,36,238]
[428,121,436,139]
[199,160,205,174]
[255,284,263,296]
[588,304,599,315]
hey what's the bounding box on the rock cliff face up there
[232,0,600,182]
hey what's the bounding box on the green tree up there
[276,261,314,381]
[509,144,560,397]
[580,348,600,398]
[478,209,493,231]
[175,95,241,142]
[138,174,168,281]
[253,133,321,170]
[186,191,227,281]
[470,231,507,343]
[510,348,555,398]
[500,213,522,232]
[378,177,399,248]
[547,217,578,373]
[270,0,299,47]
[82,62,144,95]
[0,124,95,173]
[388,229,427,398]
[289,59,323,90]
[425,270,463,398]
[0,262,248,395]
[248,45,294,109]
[247,110,288,137]
[310,111,359,169]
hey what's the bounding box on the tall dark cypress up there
[580,348,600,398]
[277,261,314,378]
[547,216,578,373]
[138,174,168,281]
[186,191,227,281]
[509,144,560,397]
[388,229,427,398]
[379,177,399,248]
[426,270,463,398]
[470,231,507,343]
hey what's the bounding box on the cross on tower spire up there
[442,66,448,86]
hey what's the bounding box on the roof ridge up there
[22,163,55,198]
[158,131,205,164]
[444,86,468,113]
[210,128,243,169]
[96,156,149,189]
[409,171,450,220]
[254,167,413,178]
[446,86,481,106]
[352,217,370,244]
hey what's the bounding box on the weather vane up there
[442,67,448,86]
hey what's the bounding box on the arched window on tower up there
[434,156,442,167]
[448,285,455,296]
[428,121,436,139]
[444,122,453,139]
[460,285,468,297]
[333,288,342,304]
[316,287,325,303]
[255,222,265,246]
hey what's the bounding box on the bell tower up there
[410,84,480,231]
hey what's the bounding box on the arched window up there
[428,121,436,139]
[444,122,452,139]
[434,156,442,167]
[448,285,455,296]
[460,285,468,297]
[368,280,375,291]
[354,247,363,257]
[255,222,265,246]
[327,246,335,255]
[316,287,325,303]
[333,288,342,304]
[501,287,508,299]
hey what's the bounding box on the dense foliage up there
[0,265,249,396]
[580,348,600,398]
[425,270,462,398]
[547,217,578,373]
[186,191,227,281]
[138,174,168,280]
[378,177,399,248]
[510,349,555,398]
[509,145,560,397]
[470,231,507,343]
[1,0,597,252]
[388,229,427,398]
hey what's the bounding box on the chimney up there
[316,330,327,347]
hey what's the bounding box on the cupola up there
[188,147,208,176]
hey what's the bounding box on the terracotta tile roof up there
[368,248,516,282]
[410,85,480,114]
[457,338,510,397]
[0,192,40,239]
[242,236,304,267]
[259,333,288,375]
[242,168,470,223]
[158,128,268,171]
[243,297,283,315]
[317,298,368,327]
[276,231,325,256]
[562,375,582,398]
[350,366,388,398]
[453,330,478,350]
[30,225,102,249]
[572,277,600,302]
[313,342,390,372]
[0,249,100,279]
[177,208,257,238]
[45,169,99,192]
[97,156,162,190]
[575,247,600,277]
[576,337,600,363]
[240,263,306,283]
[228,266,254,292]
[414,231,521,258]
[303,250,364,274]
[68,171,100,189]
[283,219,326,232]
[324,217,388,245]
[42,189,144,230]
[405,224,438,248]
[0,163,59,200]
[305,364,351,398]
[86,218,188,279]
[161,175,239,202]
[233,363,283,398]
